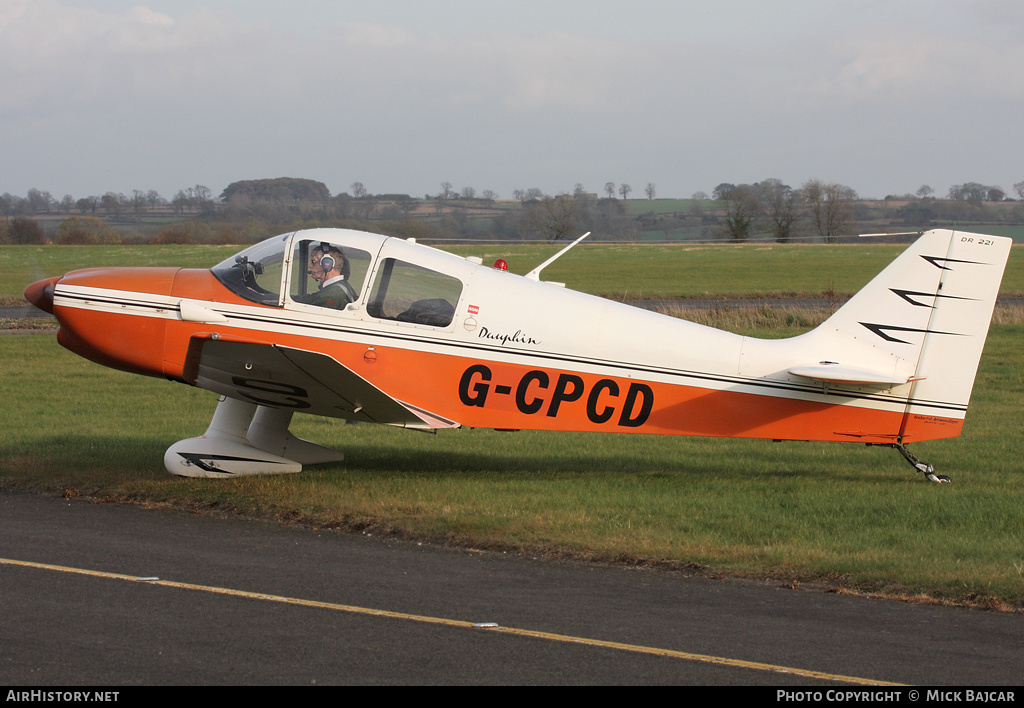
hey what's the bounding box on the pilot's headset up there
[318,243,336,272]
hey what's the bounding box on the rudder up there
[899,230,1011,440]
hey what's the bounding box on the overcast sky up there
[3,0,1022,202]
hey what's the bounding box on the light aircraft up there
[24,228,1011,482]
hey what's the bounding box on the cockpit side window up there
[366,258,462,327]
[290,239,372,310]
[211,234,289,306]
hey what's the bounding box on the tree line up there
[0,185,221,220]
[710,178,857,243]
[704,178,1024,243]
[4,176,1024,245]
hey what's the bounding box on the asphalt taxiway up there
[1,490,1020,686]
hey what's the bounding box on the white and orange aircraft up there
[24,228,1011,482]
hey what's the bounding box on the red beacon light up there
[492,258,509,271]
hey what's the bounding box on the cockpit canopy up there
[211,229,467,329]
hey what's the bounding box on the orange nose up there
[24,277,60,314]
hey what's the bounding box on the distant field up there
[948,224,1024,241]
[4,239,1023,303]
[623,198,699,214]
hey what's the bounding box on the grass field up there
[2,238,1023,609]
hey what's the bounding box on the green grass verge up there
[2,330,1022,608]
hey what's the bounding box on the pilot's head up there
[310,246,347,285]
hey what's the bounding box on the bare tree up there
[440,182,454,200]
[524,196,583,242]
[1,193,21,216]
[757,178,799,243]
[131,189,147,216]
[712,183,736,200]
[26,189,53,214]
[644,183,656,200]
[460,186,476,200]
[350,182,367,199]
[947,182,988,204]
[352,196,377,220]
[618,183,632,200]
[801,179,857,243]
[101,192,124,218]
[801,179,827,239]
[1014,181,1024,200]
[398,195,417,216]
[604,182,616,199]
[719,186,760,241]
[192,185,215,216]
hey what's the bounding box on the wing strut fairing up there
[164,396,345,478]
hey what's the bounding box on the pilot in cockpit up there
[304,245,357,308]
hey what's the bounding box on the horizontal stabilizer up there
[787,363,920,387]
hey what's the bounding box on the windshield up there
[211,234,289,305]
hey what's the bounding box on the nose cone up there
[24,276,60,315]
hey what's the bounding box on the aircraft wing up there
[182,335,459,429]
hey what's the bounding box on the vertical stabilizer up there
[803,229,1011,441]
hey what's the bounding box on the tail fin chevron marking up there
[920,254,987,270]
[889,289,976,308]
[858,322,962,345]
